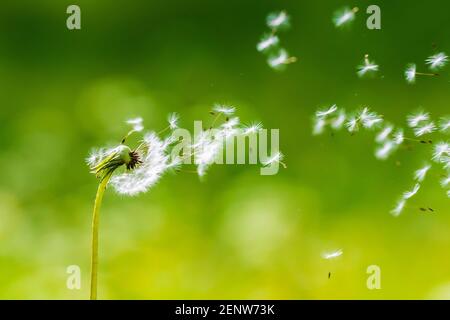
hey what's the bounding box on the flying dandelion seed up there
[391,199,406,217]
[257,34,280,52]
[375,140,396,160]
[376,125,394,143]
[331,110,347,130]
[405,63,438,83]
[440,175,450,187]
[316,104,338,118]
[433,142,449,162]
[213,104,235,115]
[267,49,297,70]
[167,112,179,130]
[403,183,421,200]
[426,52,448,70]
[359,107,383,129]
[322,249,343,260]
[405,64,417,83]
[414,164,431,182]
[408,111,430,128]
[266,11,290,31]
[393,129,405,145]
[126,117,144,133]
[333,7,358,27]
[346,117,359,133]
[357,54,379,77]
[243,122,263,135]
[262,152,285,167]
[313,118,327,135]
[414,122,436,137]
[439,117,450,133]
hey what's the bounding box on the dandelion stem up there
[90,171,113,300]
[415,72,439,76]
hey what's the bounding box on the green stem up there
[90,172,112,300]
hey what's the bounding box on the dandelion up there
[405,63,438,84]
[403,183,420,199]
[316,104,338,118]
[375,140,395,160]
[357,54,379,77]
[322,249,343,260]
[426,52,448,70]
[267,11,290,31]
[86,107,274,299]
[333,7,358,27]
[376,125,394,143]
[414,164,431,182]
[257,34,280,52]
[267,49,297,70]
[407,111,430,128]
[391,199,406,217]
[414,122,436,137]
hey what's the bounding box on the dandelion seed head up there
[405,64,416,83]
[257,34,279,52]
[426,52,448,70]
[322,249,343,260]
[414,122,436,137]
[110,132,170,196]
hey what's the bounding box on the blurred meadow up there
[0,0,449,299]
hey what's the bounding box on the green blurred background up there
[0,0,449,299]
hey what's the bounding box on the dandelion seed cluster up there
[313,106,450,215]
[87,106,275,196]
[257,11,296,70]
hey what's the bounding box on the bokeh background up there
[0,0,449,299]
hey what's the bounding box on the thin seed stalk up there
[90,172,113,300]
